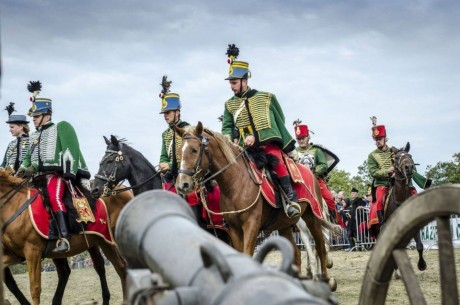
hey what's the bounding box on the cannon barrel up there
[115,190,331,305]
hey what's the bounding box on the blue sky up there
[1,0,459,178]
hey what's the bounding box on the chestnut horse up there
[175,122,337,289]
[0,169,132,305]
[385,143,427,276]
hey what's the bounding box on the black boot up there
[53,211,71,253]
[279,175,300,218]
[377,210,385,226]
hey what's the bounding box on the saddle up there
[28,186,115,245]
[244,150,324,220]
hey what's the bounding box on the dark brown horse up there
[385,143,427,274]
[174,122,337,289]
[0,169,133,305]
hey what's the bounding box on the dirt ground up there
[3,248,459,305]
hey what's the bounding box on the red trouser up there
[46,174,67,212]
[262,143,289,177]
[318,178,335,211]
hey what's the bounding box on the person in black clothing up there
[347,187,366,250]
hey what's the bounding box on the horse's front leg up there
[278,227,301,273]
[241,219,261,256]
[25,246,43,305]
[414,233,427,271]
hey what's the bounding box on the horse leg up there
[278,227,301,274]
[25,247,43,305]
[4,267,31,305]
[88,246,111,305]
[227,223,244,252]
[241,220,261,256]
[296,219,314,279]
[414,232,427,271]
[51,258,70,305]
[98,243,127,304]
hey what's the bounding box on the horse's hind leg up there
[51,258,70,305]
[98,243,127,304]
[414,233,427,271]
[88,246,111,305]
[4,267,31,305]
[24,246,43,305]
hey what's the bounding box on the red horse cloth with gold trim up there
[27,189,115,245]
[248,155,324,219]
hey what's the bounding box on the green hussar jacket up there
[222,88,295,153]
[20,121,90,181]
[295,144,328,177]
[160,120,190,170]
[368,147,431,189]
[1,135,30,172]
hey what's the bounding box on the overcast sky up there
[1,0,459,182]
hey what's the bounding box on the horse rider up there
[292,120,340,222]
[16,81,91,253]
[367,116,431,234]
[157,75,208,228]
[1,102,30,173]
[221,44,300,218]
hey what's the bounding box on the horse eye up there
[192,148,198,153]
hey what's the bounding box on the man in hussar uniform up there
[17,81,91,253]
[221,44,300,218]
[1,102,30,173]
[293,119,339,221]
[157,75,206,227]
[367,116,431,236]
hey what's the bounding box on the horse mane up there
[203,127,237,164]
[0,169,25,187]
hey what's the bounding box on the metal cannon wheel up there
[359,185,460,305]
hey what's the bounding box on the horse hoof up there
[328,277,337,292]
[326,258,333,269]
[418,260,427,271]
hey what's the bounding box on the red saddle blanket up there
[28,189,115,245]
[249,155,324,220]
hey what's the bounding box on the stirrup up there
[286,202,301,218]
[53,238,70,253]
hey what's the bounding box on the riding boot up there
[329,209,337,223]
[52,211,71,253]
[377,210,385,226]
[279,175,301,218]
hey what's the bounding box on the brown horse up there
[0,169,132,305]
[384,143,427,275]
[175,122,337,289]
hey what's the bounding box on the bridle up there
[392,150,415,185]
[178,134,212,186]
[94,143,160,196]
[178,133,246,187]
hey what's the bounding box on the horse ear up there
[103,136,111,146]
[390,146,399,154]
[405,142,410,152]
[110,135,119,147]
[195,121,203,137]
[174,125,185,138]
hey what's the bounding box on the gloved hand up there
[15,166,35,178]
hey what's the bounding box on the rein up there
[0,177,31,208]
[95,146,160,196]
[180,132,261,216]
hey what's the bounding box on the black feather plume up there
[4,102,16,116]
[293,119,302,126]
[160,75,172,97]
[226,44,239,59]
[27,81,42,93]
[218,115,223,122]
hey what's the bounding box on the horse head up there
[174,121,212,195]
[391,142,414,184]
[92,135,132,198]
